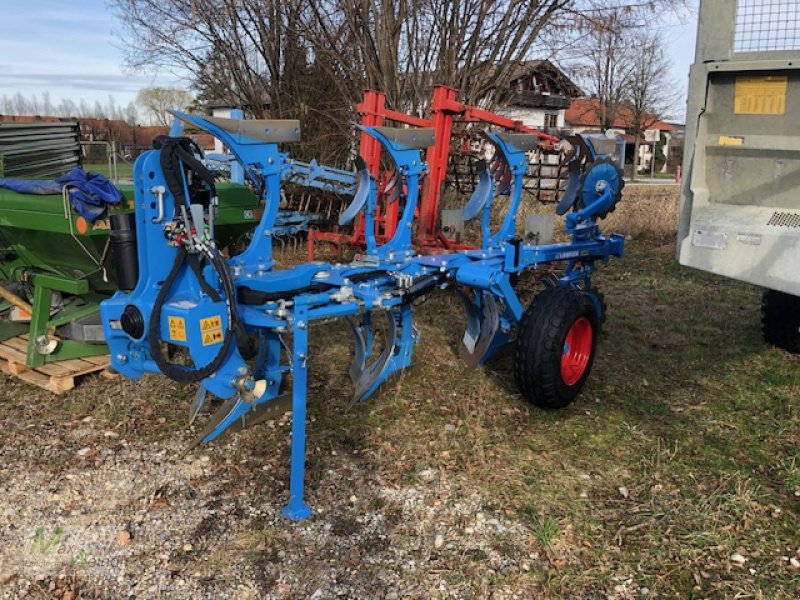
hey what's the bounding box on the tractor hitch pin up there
[233,374,268,406]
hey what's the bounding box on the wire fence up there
[735,0,800,52]
[80,141,143,184]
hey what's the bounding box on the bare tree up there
[556,1,689,131]
[113,0,299,117]
[0,92,138,122]
[42,91,54,116]
[112,0,687,160]
[304,0,570,112]
[112,0,594,160]
[136,86,193,126]
[626,31,678,179]
[303,0,687,112]
[112,0,350,159]
[567,9,636,131]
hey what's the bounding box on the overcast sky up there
[0,0,698,120]
[0,0,179,107]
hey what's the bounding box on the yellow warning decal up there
[719,135,744,146]
[200,315,222,331]
[200,315,223,346]
[734,76,787,115]
[168,316,187,342]
[202,329,223,346]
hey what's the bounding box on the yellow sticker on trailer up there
[719,135,744,146]
[734,76,788,115]
[168,316,187,342]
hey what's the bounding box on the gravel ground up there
[0,376,547,600]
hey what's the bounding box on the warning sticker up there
[202,329,223,346]
[200,315,222,331]
[734,76,788,115]
[168,316,187,342]
[200,315,223,346]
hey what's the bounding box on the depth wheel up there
[514,286,600,409]
[761,289,800,353]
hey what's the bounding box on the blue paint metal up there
[100,111,625,520]
[483,132,529,249]
[169,119,184,137]
[338,167,372,226]
[284,158,357,196]
[461,160,493,221]
[228,109,245,185]
[284,301,312,520]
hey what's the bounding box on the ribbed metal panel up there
[0,121,81,178]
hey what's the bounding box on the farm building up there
[498,59,583,129]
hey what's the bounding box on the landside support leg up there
[282,305,312,520]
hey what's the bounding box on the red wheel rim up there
[561,317,593,386]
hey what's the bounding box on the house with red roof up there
[564,98,682,175]
[495,63,683,176]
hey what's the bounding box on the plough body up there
[308,85,564,258]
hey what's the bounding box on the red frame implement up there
[307,85,560,259]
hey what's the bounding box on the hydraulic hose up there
[148,246,236,384]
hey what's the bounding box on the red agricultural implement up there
[307,85,561,259]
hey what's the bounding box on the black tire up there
[514,286,600,409]
[761,289,800,353]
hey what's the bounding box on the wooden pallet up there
[0,334,108,394]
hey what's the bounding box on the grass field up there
[83,161,134,182]
[1,185,799,598]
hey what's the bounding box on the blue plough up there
[100,112,624,519]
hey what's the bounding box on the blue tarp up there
[0,168,123,221]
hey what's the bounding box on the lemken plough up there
[100,111,624,519]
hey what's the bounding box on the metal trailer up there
[678,0,800,350]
